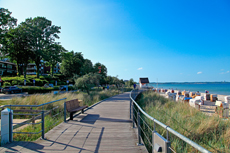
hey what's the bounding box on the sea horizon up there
[145,82,230,96]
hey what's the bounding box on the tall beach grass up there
[136,90,230,153]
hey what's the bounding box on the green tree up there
[93,62,107,77]
[2,24,33,78]
[45,43,66,77]
[112,76,121,88]
[93,62,107,85]
[105,76,113,85]
[0,8,17,38]
[0,8,17,65]
[75,73,101,95]
[60,51,85,77]
[20,17,61,78]
[81,59,93,75]
[125,78,136,87]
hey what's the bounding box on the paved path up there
[0,92,29,100]
[0,92,147,153]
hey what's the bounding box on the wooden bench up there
[65,99,88,120]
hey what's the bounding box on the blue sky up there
[1,0,230,82]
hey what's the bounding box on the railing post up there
[130,100,132,119]
[9,110,13,143]
[132,102,135,128]
[137,111,143,145]
[64,102,66,122]
[41,111,45,139]
[152,130,155,153]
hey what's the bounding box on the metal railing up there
[0,98,67,142]
[130,89,211,153]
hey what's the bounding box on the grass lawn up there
[0,100,10,106]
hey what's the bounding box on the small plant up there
[12,80,18,85]
[3,81,11,86]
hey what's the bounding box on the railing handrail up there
[0,98,67,108]
[130,89,211,153]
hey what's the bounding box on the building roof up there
[139,78,149,84]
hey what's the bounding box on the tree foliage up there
[0,8,17,58]
[75,73,101,94]
[1,23,33,78]
[93,62,107,77]
[60,51,85,77]
[81,59,93,75]
[45,43,66,76]
[125,78,136,87]
[0,8,17,34]
[20,17,61,78]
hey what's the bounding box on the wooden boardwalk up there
[0,92,147,153]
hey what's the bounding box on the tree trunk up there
[86,89,90,95]
[17,64,21,77]
[51,64,54,77]
[35,60,40,78]
[23,65,26,79]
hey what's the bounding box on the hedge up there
[21,86,75,94]
[1,76,67,86]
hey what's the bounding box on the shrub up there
[12,80,18,85]
[21,87,54,94]
[68,86,75,90]
[34,79,48,86]
[21,86,74,94]
[58,81,66,85]
[3,82,11,86]
[49,80,55,84]
[1,75,70,87]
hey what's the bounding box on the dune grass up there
[135,91,230,153]
[0,100,10,106]
[8,89,122,142]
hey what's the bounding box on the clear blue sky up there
[1,0,230,82]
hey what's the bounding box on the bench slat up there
[66,101,72,112]
[73,99,79,108]
[69,105,88,113]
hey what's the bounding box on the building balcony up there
[27,67,37,70]
[0,66,7,69]
[26,72,36,75]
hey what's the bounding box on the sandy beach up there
[156,89,229,117]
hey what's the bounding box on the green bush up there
[21,87,55,94]
[54,74,66,81]
[12,80,18,85]
[34,79,48,86]
[53,87,59,90]
[68,86,75,90]
[21,86,75,94]
[3,82,11,86]
[49,80,55,84]
[1,75,70,87]
[58,81,66,85]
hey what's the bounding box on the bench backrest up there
[66,99,80,112]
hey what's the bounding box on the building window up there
[7,65,12,69]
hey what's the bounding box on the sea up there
[148,83,230,95]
